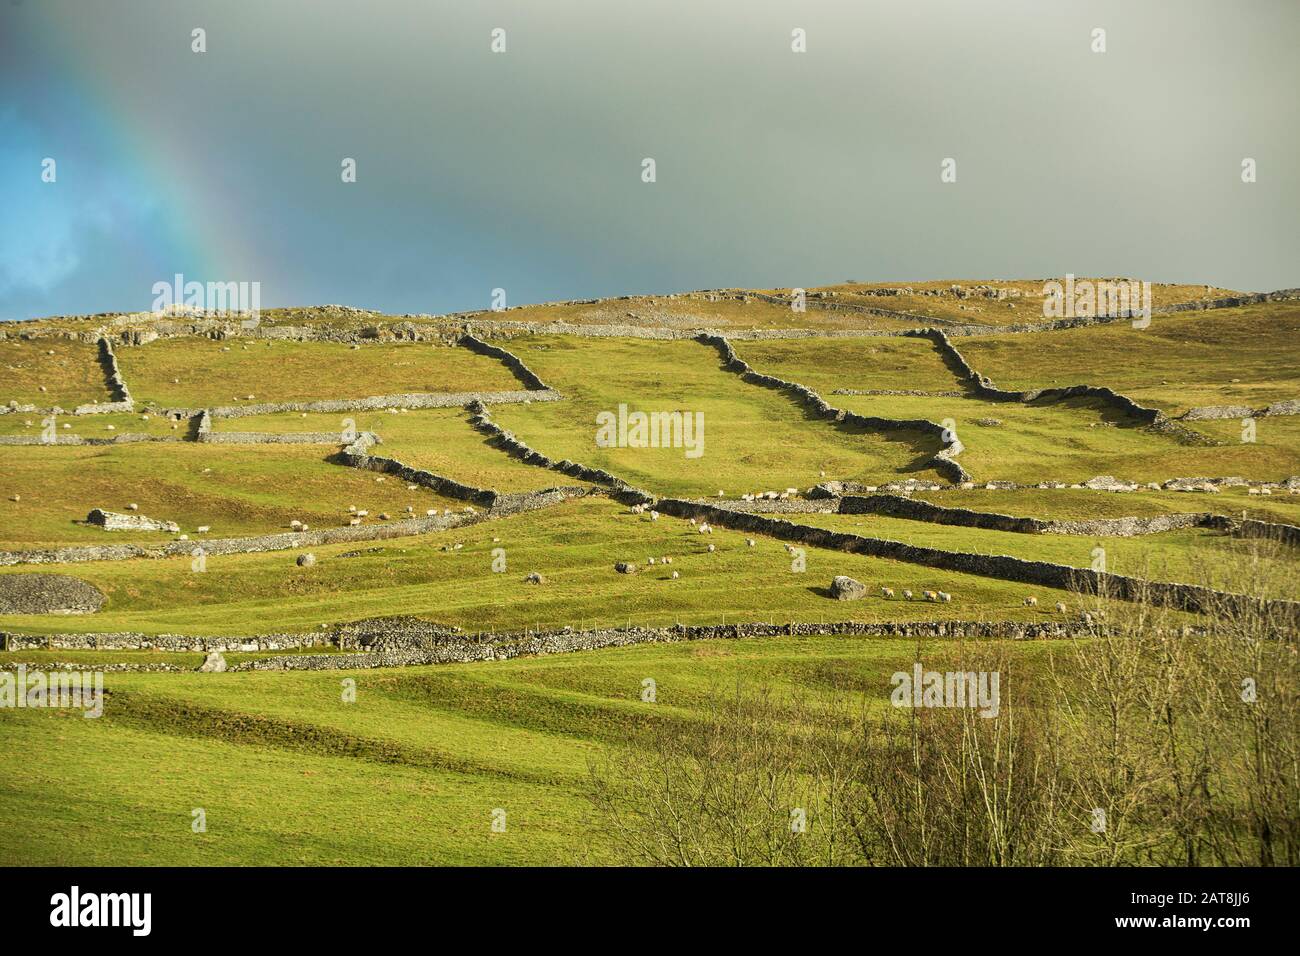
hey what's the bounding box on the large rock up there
[830,576,867,601]
[1083,475,1137,492]
[614,561,637,574]
[296,553,317,567]
[0,574,105,614]
[807,481,844,499]
[198,651,227,673]
[86,508,179,533]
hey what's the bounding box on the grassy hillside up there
[116,339,524,407]
[0,635,1050,865]
[0,338,110,408]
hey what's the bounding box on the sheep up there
[937,591,952,603]
[662,557,672,564]
[349,517,362,526]
[881,587,895,599]
[650,510,659,521]
[1248,487,1261,496]
[785,487,798,495]
[127,503,138,511]
[647,557,656,565]
[924,590,938,602]
[671,570,680,579]
[356,510,369,517]
[196,525,210,533]
[426,509,437,517]
[902,589,913,601]
[1055,602,1067,614]
[746,539,756,547]
[290,520,303,530]
[707,543,716,553]
[1024,596,1039,607]
[348,505,357,513]
[690,518,697,526]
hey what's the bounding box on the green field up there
[488,335,942,496]
[116,338,524,407]
[0,442,466,549]
[0,634,1049,865]
[1,284,1296,868]
[0,338,110,408]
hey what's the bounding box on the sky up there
[1,0,1297,321]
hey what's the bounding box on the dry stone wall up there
[699,333,971,483]
[650,498,1300,622]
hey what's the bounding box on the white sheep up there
[937,591,952,603]
[196,526,210,533]
[1055,601,1067,614]
[902,589,913,601]
[707,543,716,552]
[349,518,362,526]
[746,539,756,547]
[650,511,659,521]
[881,587,895,599]
[671,570,680,579]
[1024,596,1039,607]
[648,557,656,565]
[924,590,937,602]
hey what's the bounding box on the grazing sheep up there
[349,518,362,526]
[426,509,437,517]
[348,505,357,513]
[650,511,659,521]
[1024,596,1039,607]
[671,570,680,579]
[357,510,369,517]
[196,526,210,533]
[746,539,756,547]
[937,591,951,603]
[690,518,697,526]
[881,587,895,599]
[127,503,139,511]
[902,589,913,601]
[290,520,303,530]
[648,557,656,565]
[1055,602,1067,614]
[707,543,716,552]
[924,590,937,602]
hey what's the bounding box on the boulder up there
[524,572,545,585]
[0,573,105,614]
[830,576,867,601]
[614,562,637,574]
[198,651,227,673]
[296,553,317,567]
[1083,475,1137,492]
[86,508,179,533]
